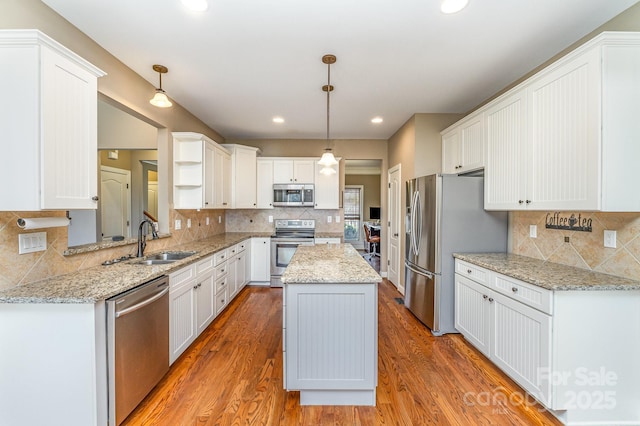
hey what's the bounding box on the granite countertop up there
[0,232,272,304]
[314,232,343,240]
[282,243,382,284]
[453,253,640,291]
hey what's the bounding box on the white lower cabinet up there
[455,259,640,425]
[314,237,341,245]
[251,237,271,283]
[169,264,198,364]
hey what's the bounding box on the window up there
[343,186,363,243]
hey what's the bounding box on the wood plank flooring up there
[123,281,561,425]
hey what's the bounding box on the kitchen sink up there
[132,251,197,265]
[147,251,197,261]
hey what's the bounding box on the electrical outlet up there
[175,219,181,230]
[327,215,332,223]
[19,232,47,254]
[604,230,617,248]
[206,217,210,225]
[335,216,340,223]
[218,216,222,224]
[529,225,537,238]
[268,215,273,223]
[187,219,192,228]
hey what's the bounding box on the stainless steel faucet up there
[137,219,159,257]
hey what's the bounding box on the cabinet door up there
[293,160,315,183]
[41,47,99,209]
[273,159,294,183]
[234,148,257,208]
[441,129,461,174]
[250,237,271,282]
[314,162,339,209]
[528,49,600,210]
[256,159,274,209]
[236,251,247,292]
[203,142,215,208]
[196,271,216,334]
[455,275,491,357]
[459,115,484,172]
[491,291,552,407]
[222,151,232,207]
[485,89,529,210]
[227,256,238,298]
[169,280,196,364]
[213,147,230,208]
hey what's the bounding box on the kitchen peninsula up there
[281,244,382,406]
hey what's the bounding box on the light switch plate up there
[327,216,332,223]
[529,225,537,238]
[206,217,210,225]
[19,232,47,254]
[604,230,617,248]
[175,219,181,230]
[268,215,273,223]
[218,216,222,224]
[187,219,192,228]
[335,216,340,223]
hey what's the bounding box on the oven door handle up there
[115,287,169,318]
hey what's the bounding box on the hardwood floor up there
[123,281,561,426]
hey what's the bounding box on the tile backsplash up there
[512,211,640,280]
[225,208,343,233]
[0,209,225,291]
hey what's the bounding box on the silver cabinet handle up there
[518,200,524,204]
[92,196,99,201]
[526,200,532,204]
[467,269,472,274]
[482,294,488,300]
[512,287,518,293]
[488,297,494,303]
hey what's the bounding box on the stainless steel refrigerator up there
[404,174,508,335]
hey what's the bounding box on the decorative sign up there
[545,212,592,232]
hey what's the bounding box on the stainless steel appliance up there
[273,184,314,207]
[270,219,315,287]
[107,275,169,425]
[404,174,508,335]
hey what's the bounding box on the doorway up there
[343,185,364,249]
[100,165,131,241]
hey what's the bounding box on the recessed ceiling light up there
[371,117,383,124]
[441,0,469,14]
[273,117,285,124]
[181,0,208,12]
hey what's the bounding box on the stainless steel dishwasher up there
[107,275,169,425]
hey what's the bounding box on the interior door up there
[387,164,402,293]
[100,166,131,240]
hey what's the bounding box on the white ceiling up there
[43,0,639,140]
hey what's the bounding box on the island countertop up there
[0,232,272,304]
[453,252,640,291]
[282,243,382,284]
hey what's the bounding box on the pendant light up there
[318,54,338,175]
[149,64,173,108]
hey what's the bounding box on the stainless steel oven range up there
[270,219,315,287]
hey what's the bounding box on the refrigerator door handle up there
[409,191,417,256]
[405,262,433,280]
[414,191,422,255]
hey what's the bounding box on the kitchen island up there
[281,243,382,406]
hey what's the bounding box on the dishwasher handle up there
[115,287,169,318]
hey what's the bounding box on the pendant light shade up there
[318,54,338,169]
[150,64,173,108]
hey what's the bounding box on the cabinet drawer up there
[215,275,229,293]
[456,260,489,286]
[216,287,228,314]
[169,264,196,288]
[491,273,553,315]
[228,244,238,257]
[215,262,228,279]
[196,255,215,275]
[237,240,249,253]
[214,249,228,266]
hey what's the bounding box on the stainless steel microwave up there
[273,184,314,207]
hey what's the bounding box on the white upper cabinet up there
[441,113,484,174]
[273,159,315,184]
[314,160,340,209]
[221,144,259,209]
[256,159,274,209]
[0,30,105,210]
[482,32,640,211]
[173,132,230,209]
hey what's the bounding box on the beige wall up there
[414,114,462,177]
[345,175,382,222]
[0,0,226,290]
